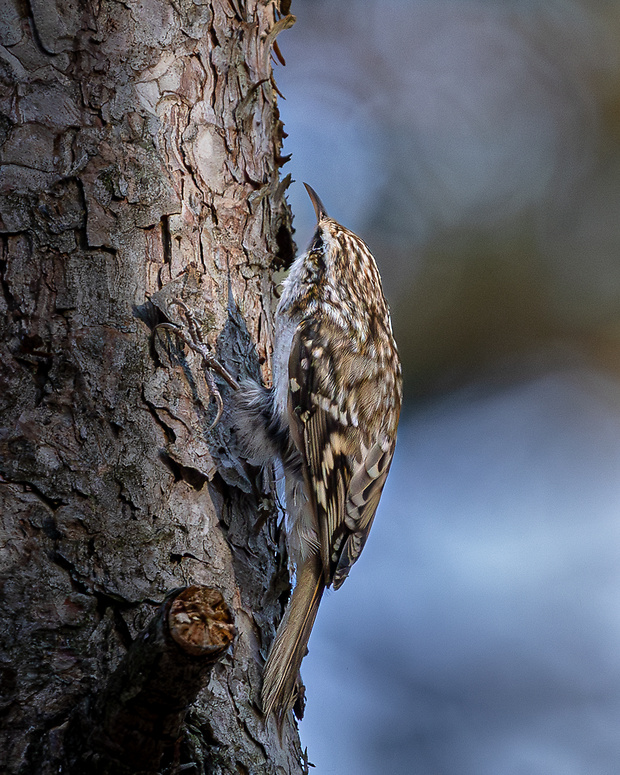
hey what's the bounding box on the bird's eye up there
[310,233,324,253]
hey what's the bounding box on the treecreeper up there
[235,183,402,728]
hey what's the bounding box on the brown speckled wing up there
[287,318,398,588]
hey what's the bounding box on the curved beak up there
[303,183,329,222]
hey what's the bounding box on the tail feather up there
[261,553,325,726]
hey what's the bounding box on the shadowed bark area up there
[0,0,301,772]
[66,586,235,774]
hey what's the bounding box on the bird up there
[234,183,402,728]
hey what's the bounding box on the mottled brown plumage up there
[235,184,402,727]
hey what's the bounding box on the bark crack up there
[141,386,177,443]
[18,480,64,511]
[23,0,56,57]
[159,450,208,490]
[161,214,172,266]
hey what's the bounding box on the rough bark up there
[0,0,301,772]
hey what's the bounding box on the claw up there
[168,299,239,391]
[152,306,239,430]
[202,365,225,431]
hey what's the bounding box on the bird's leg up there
[152,298,239,429]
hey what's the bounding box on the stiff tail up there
[261,553,325,726]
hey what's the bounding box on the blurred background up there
[275,0,620,772]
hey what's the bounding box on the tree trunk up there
[0,0,301,772]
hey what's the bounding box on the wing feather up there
[287,319,398,587]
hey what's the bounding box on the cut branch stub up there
[68,586,235,774]
[168,585,235,656]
